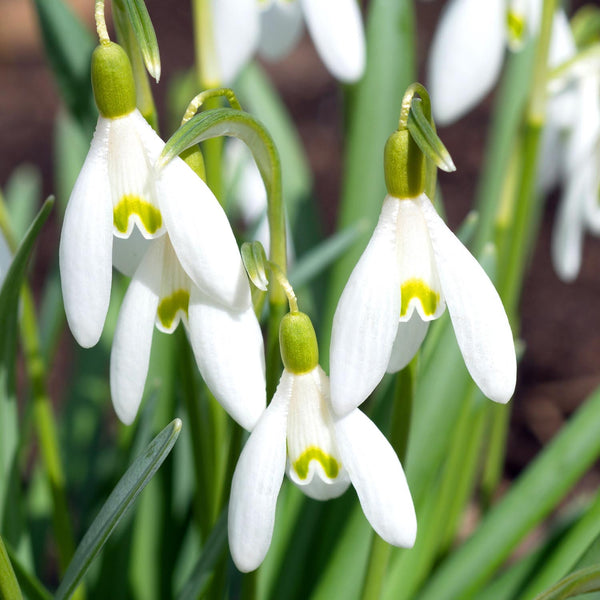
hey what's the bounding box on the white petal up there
[552,165,589,282]
[258,1,304,61]
[330,197,402,416]
[228,375,290,572]
[108,111,165,239]
[286,366,351,500]
[112,226,152,276]
[212,0,260,84]
[59,117,113,348]
[110,238,162,425]
[386,314,430,374]
[301,0,366,83]
[157,156,251,310]
[188,289,266,431]
[334,409,416,547]
[428,0,505,125]
[419,195,516,404]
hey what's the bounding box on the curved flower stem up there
[95,0,110,45]
[267,260,298,313]
[398,83,432,131]
[182,88,242,125]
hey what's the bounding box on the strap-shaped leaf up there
[407,100,455,173]
[533,565,600,600]
[0,536,22,600]
[54,419,182,600]
[241,241,269,292]
[115,0,161,82]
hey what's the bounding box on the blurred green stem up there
[360,359,416,600]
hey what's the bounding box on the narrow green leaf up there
[31,0,96,133]
[418,387,600,600]
[176,512,227,600]
[534,566,600,600]
[4,165,41,241]
[0,536,22,600]
[407,100,455,173]
[54,419,183,600]
[115,0,161,82]
[241,241,269,292]
[4,542,51,600]
[320,0,415,364]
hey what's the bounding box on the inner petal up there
[286,366,350,500]
[156,238,193,333]
[396,199,446,322]
[108,115,164,240]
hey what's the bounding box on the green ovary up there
[400,279,439,317]
[506,11,525,43]
[113,194,162,235]
[293,446,340,480]
[157,290,190,330]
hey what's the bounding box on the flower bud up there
[91,42,136,119]
[279,311,319,375]
[384,129,425,199]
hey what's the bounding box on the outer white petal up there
[386,314,430,374]
[330,197,401,416]
[228,375,290,572]
[157,156,251,310]
[59,117,113,348]
[258,1,304,61]
[212,0,260,84]
[334,409,416,547]
[419,195,516,403]
[428,0,505,125]
[110,238,162,425]
[301,0,365,83]
[188,289,266,431]
[552,165,589,282]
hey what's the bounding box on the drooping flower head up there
[212,0,365,84]
[330,88,517,416]
[229,309,416,572]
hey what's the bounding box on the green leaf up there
[241,241,269,292]
[4,541,51,600]
[54,419,183,600]
[176,512,227,600]
[320,0,416,365]
[0,536,22,600]
[417,386,600,600]
[114,0,161,83]
[533,566,600,600]
[407,100,455,173]
[31,0,96,133]
[4,165,41,241]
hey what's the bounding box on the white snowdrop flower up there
[228,311,416,572]
[330,128,516,416]
[60,42,168,348]
[212,0,365,84]
[109,143,267,429]
[427,0,571,125]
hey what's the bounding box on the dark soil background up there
[1,0,599,486]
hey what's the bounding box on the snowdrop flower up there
[552,69,600,282]
[427,0,574,125]
[212,0,365,84]
[229,311,416,572]
[60,42,168,348]
[330,126,516,417]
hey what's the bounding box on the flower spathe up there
[228,363,416,573]
[109,152,267,430]
[60,108,168,348]
[212,0,365,84]
[330,194,517,417]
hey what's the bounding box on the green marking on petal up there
[506,10,526,49]
[157,289,190,330]
[293,446,340,480]
[400,278,440,317]
[113,194,162,235]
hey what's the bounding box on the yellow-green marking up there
[293,446,340,480]
[400,278,440,317]
[157,290,190,330]
[113,194,162,235]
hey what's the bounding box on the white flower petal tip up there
[418,196,517,404]
[59,118,113,348]
[258,0,304,61]
[188,294,266,431]
[301,0,366,83]
[228,382,289,572]
[335,409,417,548]
[428,0,505,125]
[386,315,430,374]
[158,157,251,311]
[110,240,162,425]
[330,198,402,417]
